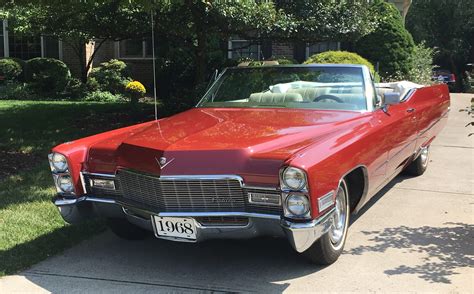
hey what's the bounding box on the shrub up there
[88,59,131,94]
[406,42,436,84]
[84,90,123,102]
[354,0,415,78]
[0,58,23,81]
[0,83,36,100]
[269,56,297,65]
[305,51,376,74]
[26,58,71,94]
[125,81,146,104]
[63,77,88,100]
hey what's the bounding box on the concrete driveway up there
[1,93,473,293]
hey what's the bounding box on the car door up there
[382,96,419,177]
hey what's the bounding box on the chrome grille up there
[118,169,246,212]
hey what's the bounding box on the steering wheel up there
[313,94,344,103]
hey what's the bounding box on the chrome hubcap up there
[420,147,429,168]
[329,184,348,248]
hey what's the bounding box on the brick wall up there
[62,41,97,78]
[271,42,294,59]
[62,43,82,78]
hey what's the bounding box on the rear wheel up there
[106,218,150,240]
[404,146,430,176]
[302,179,350,265]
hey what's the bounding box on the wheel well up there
[343,167,367,212]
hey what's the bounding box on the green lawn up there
[0,100,156,276]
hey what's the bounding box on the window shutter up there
[261,40,272,60]
[293,41,306,63]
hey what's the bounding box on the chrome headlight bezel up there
[57,174,74,193]
[280,166,307,191]
[48,152,75,195]
[283,193,311,219]
[48,152,69,173]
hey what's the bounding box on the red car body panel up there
[53,84,450,219]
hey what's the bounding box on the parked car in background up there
[432,69,456,84]
[48,64,450,265]
[466,63,474,92]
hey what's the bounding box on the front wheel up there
[302,179,350,265]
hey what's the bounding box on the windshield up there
[197,66,368,111]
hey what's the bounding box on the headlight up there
[49,153,68,172]
[282,167,307,190]
[57,175,74,193]
[286,194,310,216]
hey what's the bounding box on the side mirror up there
[383,92,401,105]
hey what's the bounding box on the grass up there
[0,100,156,276]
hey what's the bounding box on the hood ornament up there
[155,156,174,170]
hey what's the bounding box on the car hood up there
[86,107,363,184]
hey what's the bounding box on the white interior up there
[375,81,423,100]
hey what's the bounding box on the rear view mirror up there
[384,92,401,105]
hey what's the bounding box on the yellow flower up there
[125,81,146,96]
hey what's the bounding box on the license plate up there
[152,216,197,240]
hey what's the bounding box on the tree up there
[151,0,378,84]
[406,0,474,91]
[2,0,150,82]
[354,0,414,78]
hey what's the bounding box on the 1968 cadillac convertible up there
[49,64,449,264]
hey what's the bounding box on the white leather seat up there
[248,92,304,103]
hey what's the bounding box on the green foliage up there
[272,57,297,65]
[275,0,379,41]
[305,51,375,74]
[84,90,123,102]
[0,58,23,81]
[0,83,35,100]
[406,0,474,92]
[355,0,414,78]
[3,1,150,81]
[26,58,71,94]
[407,42,436,84]
[63,77,88,100]
[88,59,131,95]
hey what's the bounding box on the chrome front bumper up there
[54,196,335,253]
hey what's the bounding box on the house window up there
[8,31,42,60]
[117,38,153,59]
[1,20,61,59]
[306,41,340,59]
[42,36,60,59]
[228,39,261,60]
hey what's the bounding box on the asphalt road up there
[1,93,473,293]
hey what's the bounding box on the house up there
[1,0,410,88]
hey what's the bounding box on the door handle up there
[406,108,416,113]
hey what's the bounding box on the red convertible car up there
[49,65,449,264]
